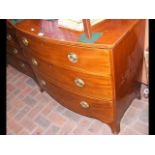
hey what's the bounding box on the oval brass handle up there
[80,101,89,109]
[7,34,12,41]
[13,48,18,55]
[22,37,29,46]
[20,63,25,68]
[40,80,46,86]
[32,58,38,66]
[68,52,78,63]
[74,78,85,87]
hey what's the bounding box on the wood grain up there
[15,19,139,48]
[29,56,113,100]
[82,19,92,39]
[6,19,146,134]
[38,74,114,123]
[111,20,146,130]
[15,30,111,76]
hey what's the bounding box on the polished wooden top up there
[9,19,139,48]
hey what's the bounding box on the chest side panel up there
[111,20,146,121]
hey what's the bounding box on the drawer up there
[7,53,34,78]
[7,28,18,47]
[7,44,25,61]
[38,75,114,123]
[16,30,111,76]
[30,57,113,100]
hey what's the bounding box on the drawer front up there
[30,56,113,100]
[38,75,114,123]
[7,44,25,61]
[7,53,34,78]
[16,31,111,76]
[7,28,18,47]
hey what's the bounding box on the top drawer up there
[16,31,111,76]
[7,28,18,47]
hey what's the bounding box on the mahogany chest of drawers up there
[7,19,145,134]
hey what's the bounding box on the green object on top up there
[10,19,24,25]
[78,32,103,43]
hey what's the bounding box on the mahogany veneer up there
[7,19,145,134]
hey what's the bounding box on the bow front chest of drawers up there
[7,19,145,134]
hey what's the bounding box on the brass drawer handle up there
[40,80,46,86]
[7,34,12,41]
[68,52,78,63]
[74,78,85,87]
[80,101,89,109]
[20,63,25,68]
[22,37,29,46]
[32,58,38,66]
[13,48,18,55]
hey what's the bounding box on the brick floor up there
[7,65,149,135]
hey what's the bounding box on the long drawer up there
[29,56,113,100]
[7,53,34,78]
[37,74,114,123]
[16,30,111,76]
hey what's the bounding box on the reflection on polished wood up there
[7,19,146,134]
[13,19,139,47]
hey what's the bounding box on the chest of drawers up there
[7,19,145,134]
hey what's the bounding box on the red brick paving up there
[7,65,148,135]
